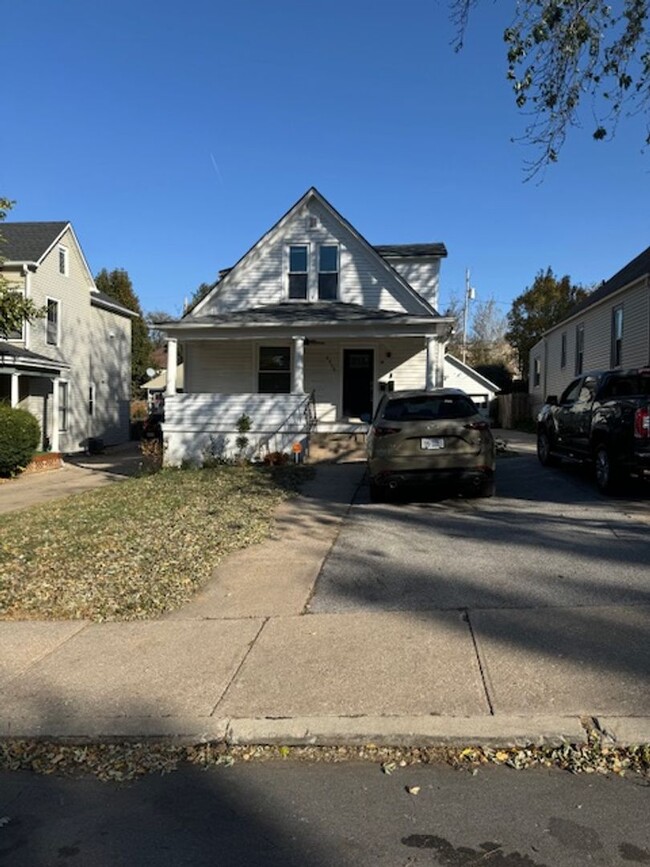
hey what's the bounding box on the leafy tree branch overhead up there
[451,1,649,175]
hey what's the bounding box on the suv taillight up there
[372,425,401,437]
[464,421,490,431]
[634,407,649,438]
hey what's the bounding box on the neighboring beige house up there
[529,245,650,416]
[0,222,134,452]
[158,187,461,465]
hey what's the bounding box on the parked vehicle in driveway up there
[366,389,496,501]
[537,368,650,493]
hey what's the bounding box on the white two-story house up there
[0,222,134,453]
[158,187,470,465]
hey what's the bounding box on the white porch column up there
[51,377,60,453]
[10,372,20,408]
[166,338,178,397]
[425,336,436,391]
[292,336,305,394]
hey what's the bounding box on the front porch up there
[161,336,445,466]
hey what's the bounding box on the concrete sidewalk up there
[1,435,648,749]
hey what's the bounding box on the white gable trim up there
[445,354,500,392]
[38,223,96,287]
[190,188,438,318]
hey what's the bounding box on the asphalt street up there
[1,762,649,866]
[308,452,650,613]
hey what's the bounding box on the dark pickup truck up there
[537,368,650,493]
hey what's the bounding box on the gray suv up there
[366,389,496,501]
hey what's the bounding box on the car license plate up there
[421,437,444,450]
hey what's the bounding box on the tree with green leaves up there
[0,198,45,340]
[451,1,649,176]
[95,268,153,391]
[506,267,590,377]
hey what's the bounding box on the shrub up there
[0,404,41,476]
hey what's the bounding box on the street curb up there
[596,717,650,747]
[225,715,589,748]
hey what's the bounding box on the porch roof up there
[161,302,452,339]
[0,341,69,375]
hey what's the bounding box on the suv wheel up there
[537,430,558,467]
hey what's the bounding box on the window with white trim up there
[533,357,541,387]
[58,246,68,276]
[560,332,567,369]
[59,381,69,432]
[575,324,584,375]
[46,299,60,346]
[318,245,338,300]
[611,305,623,367]
[258,346,291,393]
[288,246,308,299]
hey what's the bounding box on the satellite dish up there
[146,367,156,378]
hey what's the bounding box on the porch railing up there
[255,390,318,459]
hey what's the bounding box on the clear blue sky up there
[3,0,649,322]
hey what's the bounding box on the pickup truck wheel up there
[537,430,559,467]
[594,445,621,494]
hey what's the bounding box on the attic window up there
[288,245,308,299]
[58,246,68,276]
[318,245,338,300]
[307,215,318,229]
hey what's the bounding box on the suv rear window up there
[382,394,478,422]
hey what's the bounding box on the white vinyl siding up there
[195,198,429,316]
[381,258,440,310]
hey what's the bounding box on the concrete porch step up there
[307,433,368,464]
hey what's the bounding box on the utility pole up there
[461,269,475,364]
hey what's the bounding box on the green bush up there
[0,404,41,476]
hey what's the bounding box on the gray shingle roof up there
[0,341,68,370]
[568,244,650,319]
[90,290,137,318]
[0,222,69,262]
[374,243,448,258]
[184,301,438,326]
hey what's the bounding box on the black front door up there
[342,349,374,419]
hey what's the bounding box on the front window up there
[46,299,59,346]
[288,245,308,299]
[258,346,291,393]
[59,381,69,432]
[575,324,584,375]
[318,245,338,300]
[611,306,623,367]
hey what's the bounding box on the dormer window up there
[288,245,308,299]
[58,245,68,276]
[318,245,338,300]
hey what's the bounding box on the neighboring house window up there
[318,245,338,300]
[58,246,68,276]
[5,291,24,340]
[88,383,95,416]
[533,357,541,387]
[560,332,567,369]
[46,299,60,346]
[288,245,308,299]
[611,306,624,367]
[575,324,584,375]
[258,346,291,393]
[59,381,69,432]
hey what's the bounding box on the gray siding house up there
[0,222,134,452]
[159,187,458,465]
[529,246,650,416]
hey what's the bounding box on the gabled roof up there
[374,243,448,258]
[0,222,69,262]
[444,353,500,392]
[567,244,650,321]
[189,187,443,319]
